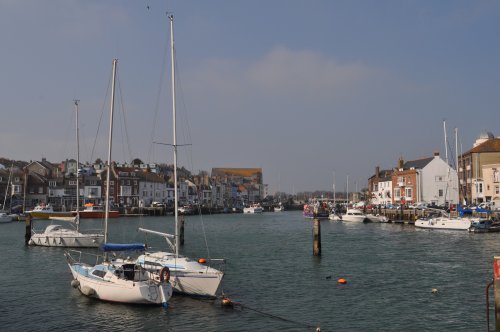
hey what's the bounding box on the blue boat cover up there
[101,243,146,252]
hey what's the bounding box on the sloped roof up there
[403,157,434,170]
[465,138,500,154]
[212,168,262,177]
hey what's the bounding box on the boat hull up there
[68,263,172,304]
[28,211,74,220]
[138,252,224,298]
[76,210,120,218]
[304,212,329,220]
[415,217,471,230]
[29,232,104,247]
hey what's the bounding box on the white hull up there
[243,207,263,214]
[138,252,224,297]
[366,214,389,223]
[68,262,172,304]
[0,213,14,223]
[341,209,367,222]
[414,217,471,230]
[342,215,367,222]
[328,214,342,221]
[29,225,104,247]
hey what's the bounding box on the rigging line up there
[90,67,113,162]
[174,56,195,171]
[117,75,133,162]
[147,29,169,164]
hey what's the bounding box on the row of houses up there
[368,131,500,207]
[0,158,265,211]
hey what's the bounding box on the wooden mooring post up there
[179,215,185,246]
[25,214,32,245]
[313,218,321,256]
[493,256,500,331]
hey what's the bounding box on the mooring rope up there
[217,296,321,331]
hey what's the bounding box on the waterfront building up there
[458,132,500,205]
[390,152,458,206]
[136,171,167,207]
[481,163,500,206]
[368,167,393,206]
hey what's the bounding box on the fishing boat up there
[137,15,224,298]
[26,203,74,220]
[65,59,172,305]
[29,101,104,248]
[76,203,120,218]
[243,203,264,214]
[341,209,367,222]
[303,201,330,219]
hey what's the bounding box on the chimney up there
[398,158,404,169]
[375,166,380,178]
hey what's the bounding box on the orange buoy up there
[338,278,347,284]
[221,297,233,306]
[198,258,206,264]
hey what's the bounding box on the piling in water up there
[25,214,32,245]
[313,218,321,256]
[493,256,500,330]
[179,216,185,246]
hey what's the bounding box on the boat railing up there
[65,249,103,266]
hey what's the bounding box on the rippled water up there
[0,212,497,331]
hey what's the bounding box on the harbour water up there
[1,211,497,331]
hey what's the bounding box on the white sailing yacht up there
[65,59,173,305]
[29,100,104,247]
[415,123,471,231]
[137,15,224,298]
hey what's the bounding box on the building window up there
[49,181,57,187]
[38,186,43,194]
[394,188,401,199]
[439,189,443,197]
[496,186,499,195]
[494,170,499,183]
[405,188,412,198]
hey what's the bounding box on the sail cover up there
[101,243,146,252]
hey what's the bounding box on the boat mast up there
[2,163,13,212]
[74,99,80,229]
[169,15,179,258]
[332,171,336,206]
[104,59,118,246]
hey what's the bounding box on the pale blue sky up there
[1,0,499,193]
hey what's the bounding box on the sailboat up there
[64,59,173,305]
[29,100,104,247]
[0,164,15,223]
[137,15,224,298]
[415,123,471,231]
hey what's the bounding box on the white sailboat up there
[415,123,471,231]
[29,100,104,247]
[138,15,224,298]
[65,59,173,305]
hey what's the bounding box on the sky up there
[1,0,500,193]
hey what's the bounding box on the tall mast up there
[105,59,118,245]
[169,15,179,258]
[443,120,449,166]
[332,170,336,206]
[455,127,459,205]
[74,99,81,230]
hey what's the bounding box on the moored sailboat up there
[137,15,224,298]
[65,59,172,305]
[29,100,104,248]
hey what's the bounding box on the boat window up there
[92,270,107,278]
